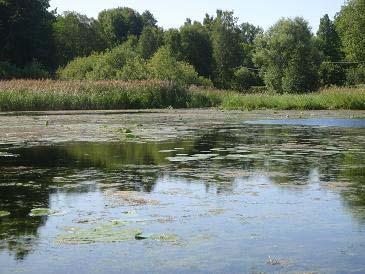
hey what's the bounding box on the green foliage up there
[210,10,243,88]
[346,65,365,86]
[141,10,157,28]
[0,62,19,79]
[147,47,211,86]
[138,27,163,59]
[0,61,49,80]
[254,17,320,93]
[57,54,101,80]
[0,81,363,111]
[163,29,184,60]
[317,14,342,61]
[0,0,55,68]
[319,61,346,87]
[86,38,138,80]
[335,0,365,62]
[240,22,263,44]
[116,57,148,80]
[58,38,138,80]
[240,23,263,68]
[58,43,211,86]
[179,21,213,77]
[53,12,106,67]
[0,80,211,111]
[97,7,144,47]
[221,88,365,110]
[231,67,261,91]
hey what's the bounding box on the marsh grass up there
[0,80,364,111]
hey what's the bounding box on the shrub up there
[231,67,260,92]
[147,46,212,86]
[0,62,19,79]
[57,54,101,80]
[319,62,346,87]
[346,65,365,86]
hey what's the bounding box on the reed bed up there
[0,80,364,111]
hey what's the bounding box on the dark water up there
[0,119,364,273]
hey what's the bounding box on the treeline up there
[0,0,364,93]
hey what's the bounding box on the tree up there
[179,21,213,77]
[240,22,263,44]
[138,26,163,59]
[210,10,243,88]
[53,12,105,67]
[335,0,365,62]
[254,17,320,93]
[0,0,55,68]
[163,29,183,60]
[147,46,211,86]
[317,14,345,86]
[240,22,264,68]
[142,10,157,28]
[231,67,261,92]
[97,7,144,47]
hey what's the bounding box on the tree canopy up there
[254,17,320,93]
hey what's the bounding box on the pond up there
[0,110,364,273]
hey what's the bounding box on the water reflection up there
[0,123,364,266]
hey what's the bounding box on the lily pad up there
[56,221,141,245]
[0,211,10,218]
[29,208,64,217]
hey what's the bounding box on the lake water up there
[0,116,364,273]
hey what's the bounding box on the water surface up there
[0,117,364,273]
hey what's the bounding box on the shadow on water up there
[0,120,364,266]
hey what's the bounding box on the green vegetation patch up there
[0,211,11,218]
[56,220,141,245]
[29,208,64,217]
[135,232,180,243]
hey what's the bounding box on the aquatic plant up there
[0,80,364,111]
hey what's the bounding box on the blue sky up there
[50,0,346,32]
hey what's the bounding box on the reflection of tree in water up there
[0,124,364,260]
[0,167,51,260]
[337,153,365,223]
[174,126,365,219]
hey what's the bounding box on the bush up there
[57,54,101,80]
[231,67,260,92]
[0,61,50,80]
[319,62,346,87]
[21,61,50,79]
[0,62,19,79]
[116,57,148,80]
[147,46,212,86]
[346,65,365,86]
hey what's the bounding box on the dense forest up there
[0,0,364,93]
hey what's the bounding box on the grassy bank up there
[0,80,364,111]
[219,87,365,110]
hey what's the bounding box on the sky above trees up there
[50,0,345,31]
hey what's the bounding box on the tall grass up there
[0,80,192,111]
[0,80,364,111]
[219,87,365,110]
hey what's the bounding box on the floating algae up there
[56,221,141,245]
[104,191,160,206]
[134,232,180,243]
[0,211,10,218]
[29,208,65,217]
